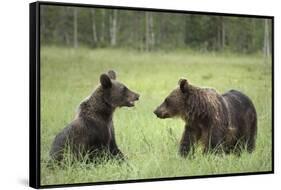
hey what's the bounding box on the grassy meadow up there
[40,47,272,186]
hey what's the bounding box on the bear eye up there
[122,86,127,92]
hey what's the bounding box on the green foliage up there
[40,47,272,186]
[40,5,271,53]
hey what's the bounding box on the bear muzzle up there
[153,108,169,119]
[127,93,140,107]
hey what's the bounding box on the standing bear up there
[154,79,257,157]
[50,70,140,162]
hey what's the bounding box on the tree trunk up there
[73,7,78,48]
[221,17,225,50]
[263,19,270,62]
[62,7,70,46]
[100,9,105,44]
[145,12,155,51]
[109,10,118,46]
[136,12,144,51]
[145,12,149,51]
[217,17,225,50]
[251,19,256,51]
[149,13,155,48]
[91,9,97,47]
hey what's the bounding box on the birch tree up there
[145,12,155,51]
[221,17,225,50]
[109,10,118,46]
[73,7,78,48]
[263,19,270,62]
[91,9,98,46]
[100,9,106,44]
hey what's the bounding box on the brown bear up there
[154,79,257,157]
[50,70,139,162]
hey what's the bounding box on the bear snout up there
[153,109,162,118]
[153,109,159,117]
[154,107,170,119]
[134,93,140,101]
[126,93,140,107]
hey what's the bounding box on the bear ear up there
[178,78,189,93]
[108,70,116,80]
[100,74,112,88]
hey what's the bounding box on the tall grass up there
[40,47,272,185]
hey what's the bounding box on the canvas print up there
[30,2,273,188]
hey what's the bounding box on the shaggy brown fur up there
[50,70,140,162]
[154,79,257,157]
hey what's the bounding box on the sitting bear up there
[154,79,257,157]
[50,70,140,162]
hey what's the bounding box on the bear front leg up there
[108,127,125,160]
[179,125,198,157]
[109,139,125,160]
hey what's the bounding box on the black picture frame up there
[29,1,274,189]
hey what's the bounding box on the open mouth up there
[127,98,139,107]
[127,101,135,107]
[126,94,139,107]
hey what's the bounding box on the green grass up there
[40,46,272,185]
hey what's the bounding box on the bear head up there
[153,78,189,119]
[100,70,140,108]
